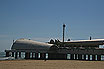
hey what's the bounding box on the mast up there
[63,24,65,46]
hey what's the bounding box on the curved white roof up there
[11,38,53,52]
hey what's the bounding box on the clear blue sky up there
[0,0,104,51]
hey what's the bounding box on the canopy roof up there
[65,39,104,46]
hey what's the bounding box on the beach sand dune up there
[0,60,104,69]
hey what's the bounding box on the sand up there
[0,60,104,69]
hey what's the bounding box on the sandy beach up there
[0,60,104,69]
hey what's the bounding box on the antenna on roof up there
[90,36,92,40]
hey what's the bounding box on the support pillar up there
[70,54,74,60]
[84,55,86,60]
[25,52,30,59]
[19,52,21,58]
[78,54,82,60]
[64,54,67,60]
[97,55,101,61]
[12,52,14,57]
[75,54,77,60]
[15,52,18,59]
[40,53,46,60]
[6,52,9,57]
[35,53,38,59]
[92,55,96,61]
[88,55,90,61]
